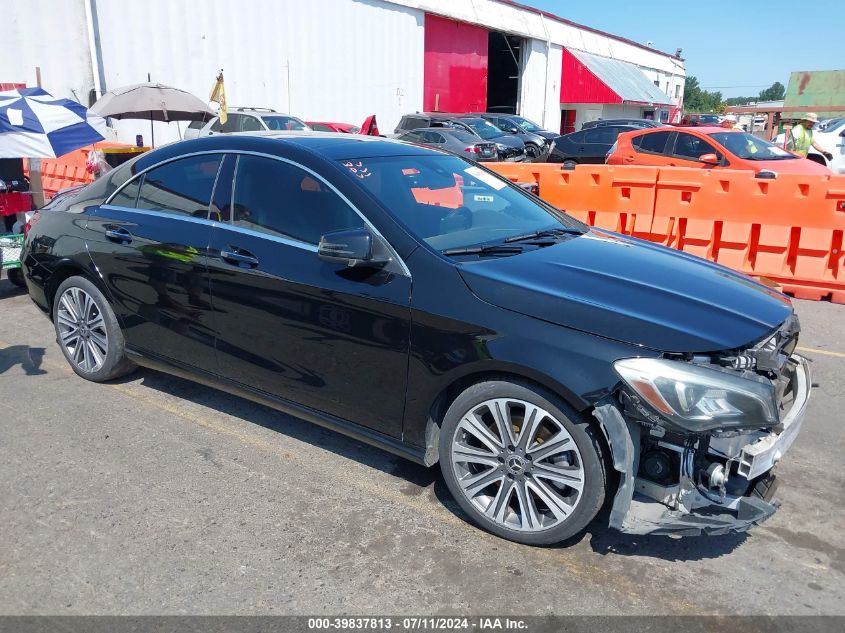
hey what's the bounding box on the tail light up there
[464,146,481,154]
[23,210,39,238]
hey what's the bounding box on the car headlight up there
[613,357,778,432]
[495,143,507,151]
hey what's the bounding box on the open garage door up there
[486,32,523,115]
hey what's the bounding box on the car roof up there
[229,130,438,158]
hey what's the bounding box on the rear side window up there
[633,131,672,154]
[240,116,264,132]
[310,123,333,132]
[231,155,362,244]
[584,127,617,144]
[136,155,223,217]
[187,120,207,130]
[211,114,241,133]
[401,116,429,130]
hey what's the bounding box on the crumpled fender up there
[592,397,640,530]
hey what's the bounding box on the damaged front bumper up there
[594,354,811,536]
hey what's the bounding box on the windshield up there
[459,118,503,140]
[261,115,309,131]
[342,155,585,252]
[510,116,543,133]
[708,132,798,161]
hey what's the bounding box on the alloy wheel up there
[56,287,109,373]
[450,398,585,532]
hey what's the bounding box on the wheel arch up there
[418,365,601,467]
[44,259,108,319]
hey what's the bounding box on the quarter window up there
[231,155,362,244]
[632,131,672,154]
[109,176,142,208]
[135,155,222,217]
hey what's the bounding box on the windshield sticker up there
[767,146,790,156]
[474,195,494,202]
[342,160,372,179]
[464,166,507,190]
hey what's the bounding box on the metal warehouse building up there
[3,0,686,144]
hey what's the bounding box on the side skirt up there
[126,349,428,466]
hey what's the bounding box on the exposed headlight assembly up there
[614,357,778,432]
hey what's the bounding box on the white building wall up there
[94,0,425,145]
[1,0,94,103]
[2,0,684,146]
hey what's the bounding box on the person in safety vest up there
[787,113,833,161]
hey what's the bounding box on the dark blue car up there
[21,132,811,544]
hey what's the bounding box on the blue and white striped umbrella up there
[0,87,104,158]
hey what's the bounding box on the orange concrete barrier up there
[24,142,137,199]
[489,162,845,304]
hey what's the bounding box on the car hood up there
[741,158,831,175]
[531,130,558,141]
[457,230,793,352]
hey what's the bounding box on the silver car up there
[397,128,499,162]
[183,107,310,139]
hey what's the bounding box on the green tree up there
[683,75,723,113]
[758,81,785,102]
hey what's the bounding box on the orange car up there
[607,126,831,175]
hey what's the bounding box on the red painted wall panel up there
[424,14,488,113]
[560,49,622,104]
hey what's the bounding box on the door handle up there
[221,247,259,268]
[104,227,132,243]
[624,157,635,163]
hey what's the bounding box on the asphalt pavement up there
[1,271,843,616]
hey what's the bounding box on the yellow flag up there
[209,72,227,124]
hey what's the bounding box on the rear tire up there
[52,275,136,382]
[563,160,578,169]
[6,267,25,288]
[439,379,607,545]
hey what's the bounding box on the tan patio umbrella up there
[90,82,214,146]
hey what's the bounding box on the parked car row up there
[543,122,833,175]
[394,112,559,163]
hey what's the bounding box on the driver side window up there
[231,156,363,244]
[673,133,720,161]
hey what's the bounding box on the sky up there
[519,0,845,98]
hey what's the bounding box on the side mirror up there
[318,227,388,269]
[699,153,720,165]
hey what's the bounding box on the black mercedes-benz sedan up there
[21,132,811,545]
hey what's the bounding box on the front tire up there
[439,379,607,545]
[525,144,541,161]
[53,275,135,382]
[6,267,25,288]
